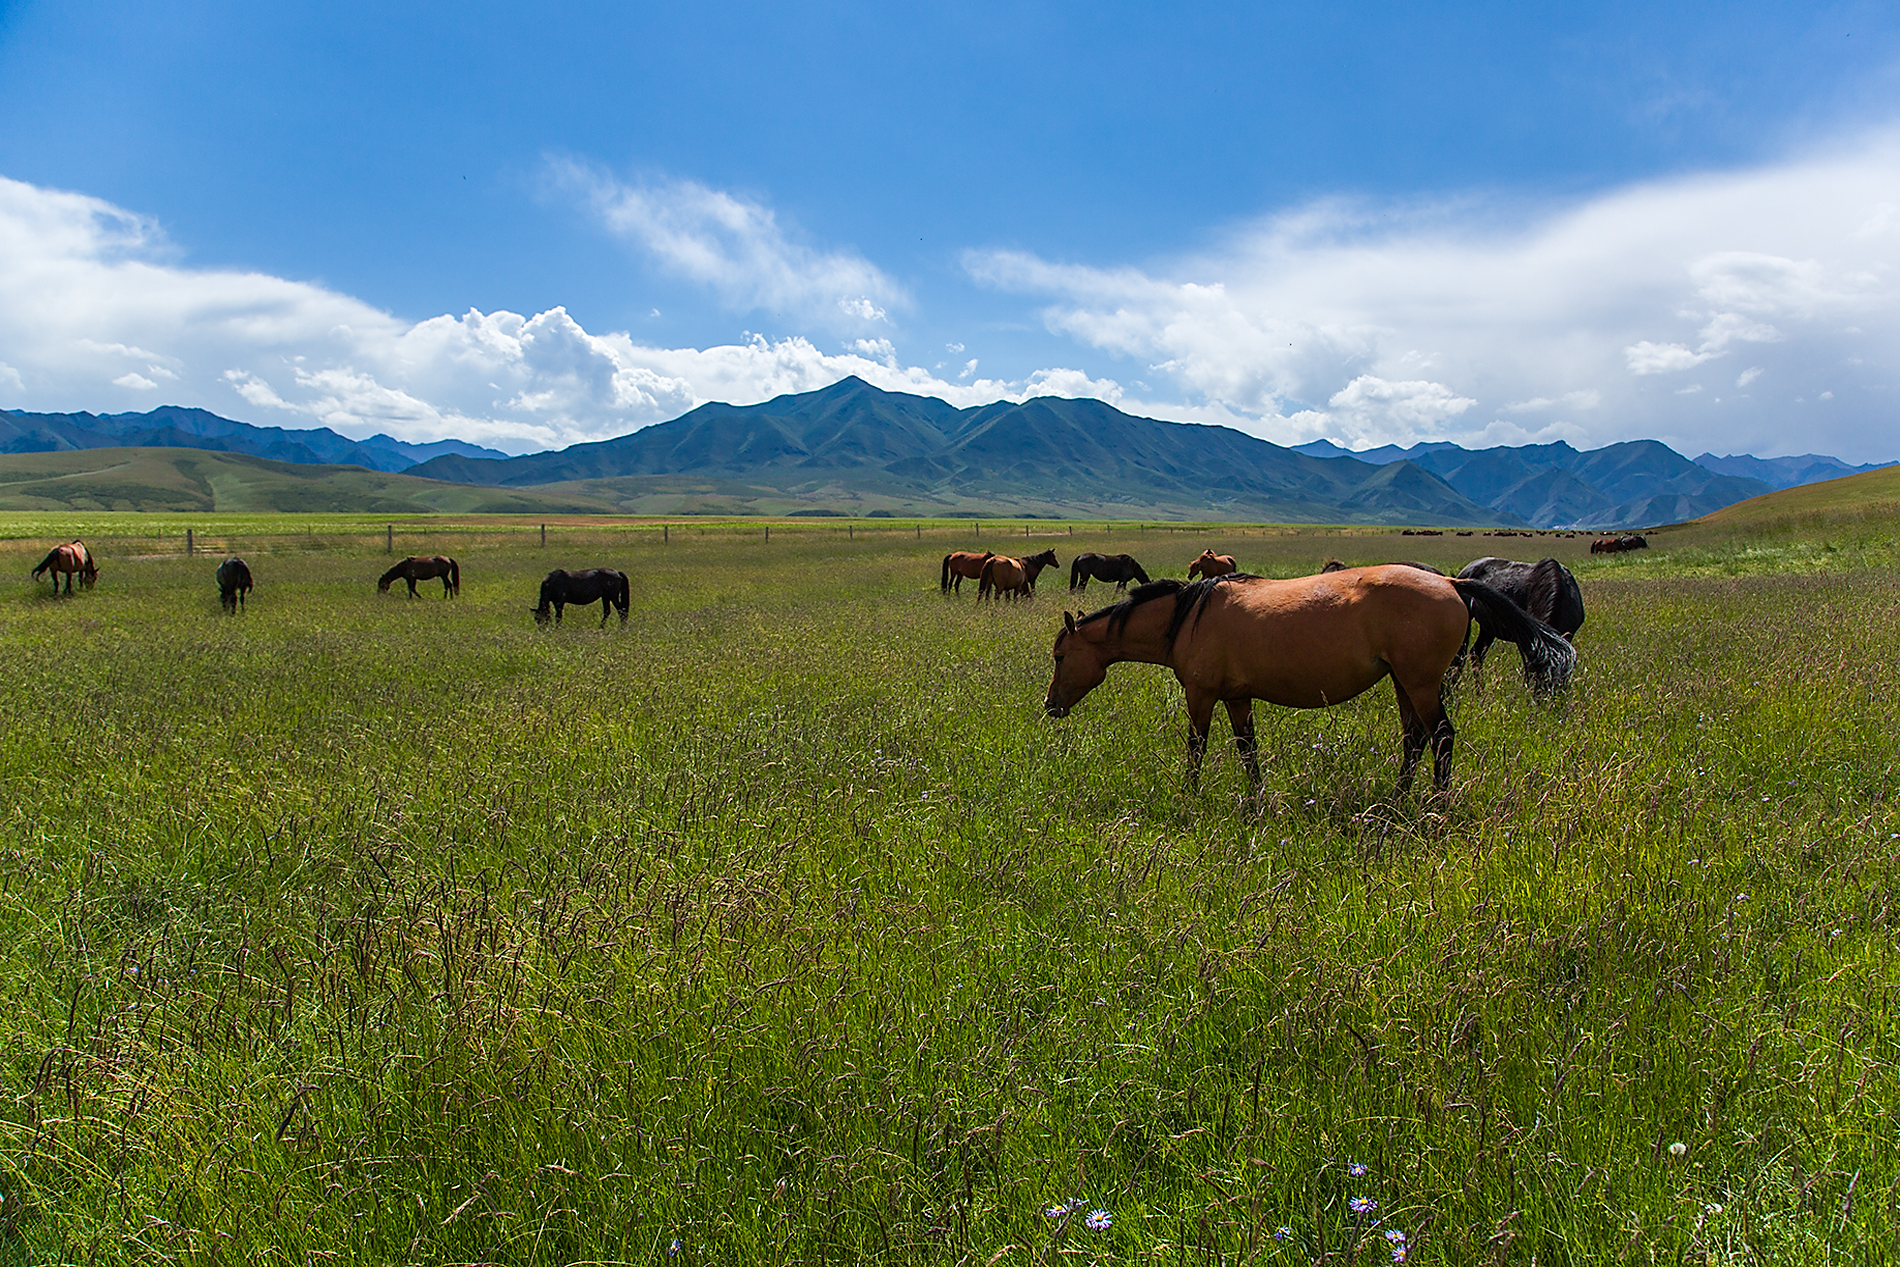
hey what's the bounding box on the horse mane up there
[1079,574,1257,646]
[1524,557,1564,624]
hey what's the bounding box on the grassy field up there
[0,510,1894,1264]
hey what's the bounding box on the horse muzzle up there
[1043,695,1071,719]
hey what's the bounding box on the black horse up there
[534,568,631,627]
[1069,552,1151,593]
[216,557,253,613]
[1456,556,1584,672]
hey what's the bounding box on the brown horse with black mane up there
[940,550,995,594]
[32,541,97,594]
[1187,550,1237,580]
[378,555,460,598]
[1044,568,1574,793]
[978,548,1060,601]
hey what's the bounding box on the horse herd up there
[32,544,631,627]
[35,533,1596,797]
[943,543,1588,794]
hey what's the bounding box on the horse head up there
[1044,611,1109,718]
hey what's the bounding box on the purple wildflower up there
[1385,1229,1407,1244]
[1349,1196,1378,1216]
[667,1239,681,1258]
[1085,1210,1111,1231]
[1274,1226,1292,1241]
[1348,1160,1368,1177]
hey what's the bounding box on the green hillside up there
[1688,461,1900,528]
[0,447,620,514]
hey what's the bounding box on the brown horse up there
[1043,569,1574,792]
[32,541,97,594]
[378,555,460,598]
[940,550,995,594]
[978,548,1060,601]
[1187,550,1237,580]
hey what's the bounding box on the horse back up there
[1173,568,1468,707]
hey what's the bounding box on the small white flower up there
[1669,1142,1687,1158]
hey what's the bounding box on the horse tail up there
[977,556,996,600]
[1452,578,1576,694]
[31,547,56,579]
[941,553,953,592]
[448,558,460,596]
[1070,557,1083,590]
[618,570,630,611]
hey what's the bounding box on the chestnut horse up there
[940,550,994,594]
[378,555,460,598]
[32,541,97,594]
[1187,550,1237,580]
[978,548,1060,601]
[216,557,253,613]
[1043,568,1574,793]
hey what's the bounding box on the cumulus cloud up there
[967,131,1900,460]
[551,161,904,332]
[0,175,1134,451]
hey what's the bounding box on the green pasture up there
[0,511,1894,1264]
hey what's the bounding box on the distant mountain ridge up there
[404,377,1516,525]
[0,405,508,473]
[1292,437,1892,528]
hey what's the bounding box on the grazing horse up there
[1070,552,1151,593]
[978,548,1060,601]
[1456,557,1585,673]
[1187,550,1237,580]
[1043,568,1575,793]
[941,550,995,594]
[378,555,460,598]
[31,541,97,594]
[534,567,630,627]
[216,557,254,613]
[1590,534,1648,554]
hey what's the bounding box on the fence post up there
[765,524,770,543]
[663,524,668,545]
[386,524,393,553]
[915,525,920,539]
[540,523,546,548]
[848,524,853,540]
[186,528,193,557]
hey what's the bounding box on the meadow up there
[0,511,1894,1264]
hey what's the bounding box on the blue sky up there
[2,0,1898,458]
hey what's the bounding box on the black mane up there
[1078,573,1259,646]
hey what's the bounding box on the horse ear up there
[1063,611,1076,633]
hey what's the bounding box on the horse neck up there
[1080,599,1175,669]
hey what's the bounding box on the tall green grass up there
[0,522,1893,1263]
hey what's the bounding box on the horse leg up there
[1225,698,1261,788]
[405,578,418,598]
[1183,690,1218,789]
[1392,680,1428,791]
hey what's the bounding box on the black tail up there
[1452,578,1576,694]
[618,571,631,615]
[30,548,56,580]
[448,558,460,597]
[941,553,952,593]
[1070,558,1085,590]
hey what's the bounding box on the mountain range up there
[0,386,1887,525]
[0,405,507,472]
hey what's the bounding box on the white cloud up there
[1626,341,1718,374]
[551,161,904,332]
[0,175,1132,451]
[966,130,1900,460]
[1737,366,1763,387]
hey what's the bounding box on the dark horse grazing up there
[979,548,1060,600]
[1070,552,1150,593]
[378,555,460,598]
[1187,550,1237,580]
[1455,556,1584,674]
[32,541,97,593]
[1590,534,1648,554]
[1043,568,1575,793]
[216,557,253,613]
[534,568,630,627]
[940,550,995,594]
